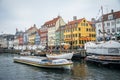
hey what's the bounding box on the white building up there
[43,16,66,47]
[95,10,120,42]
[0,34,14,49]
[0,37,7,48]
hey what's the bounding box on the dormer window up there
[108,14,113,20]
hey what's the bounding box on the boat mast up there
[59,17,62,54]
[71,23,73,51]
[101,6,105,42]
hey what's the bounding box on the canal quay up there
[0,53,120,80]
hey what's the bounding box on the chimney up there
[33,24,36,27]
[73,16,77,20]
[111,9,114,13]
[91,18,95,22]
[16,28,18,32]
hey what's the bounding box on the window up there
[76,34,77,37]
[98,24,101,28]
[107,29,110,33]
[83,20,85,22]
[79,28,81,31]
[112,28,115,33]
[86,23,88,26]
[89,29,91,32]
[117,27,120,32]
[79,33,81,37]
[86,28,88,31]
[81,23,83,26]
[111,21,115,26]
[108,14,113,20]
[83,23,85,26]
[117,19,120,24]
[107,22,110,26]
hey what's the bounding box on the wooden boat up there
[86,55,120,65]
[13,56,73,69]
[46,52,74,60]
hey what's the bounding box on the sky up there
[0,0,120,34]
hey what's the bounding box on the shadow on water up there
[86,60,120,70]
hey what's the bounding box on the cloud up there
[0,0,120,34]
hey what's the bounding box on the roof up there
[103,11,120,21]
[87,21,96,28]
[96,10,120,22]
[64,18,84,29]
[27,24,37,31]
[44,16,60,27]
[67,18,84,26]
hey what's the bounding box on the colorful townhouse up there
[40,25,48,47]
[35,29,41,45]
[45,16,66,47]
[55,25,65,46]
[64,17,96,48]
[14,28,24,46]
[23,31,29,45]
[26,24,38,45]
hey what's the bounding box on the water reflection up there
[71,60,88,79]
[0,53,120,80]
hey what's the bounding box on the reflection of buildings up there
[96,10,120,41]
[72,61,88,79]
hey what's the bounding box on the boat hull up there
[13,57,73,69]
[86,55,120,65]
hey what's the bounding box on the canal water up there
[0,53,120,80]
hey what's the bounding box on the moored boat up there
[20,51,31,56]
[46,52,74,60]
[13,56,73,69]
[85,40,120,65]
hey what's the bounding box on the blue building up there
[35,30,40,45]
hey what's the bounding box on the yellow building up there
[64,18,96,48]
[26,24,38,45]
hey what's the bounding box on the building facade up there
[14,29,24,46]
[43,16,66,47]
[40,25,48,47]
[95,10,120,41]
[0,34,14,48]
[64,18,96,48]
[55,25,65,46]
[35,29,40,45]
[26,24,38,45]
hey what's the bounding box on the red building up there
[40,25,48,47]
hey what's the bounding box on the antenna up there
[101,6,105,42]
